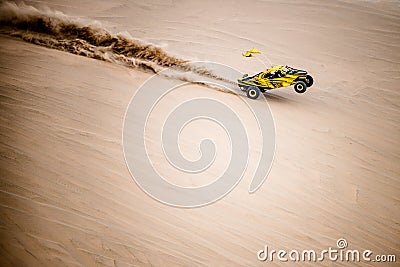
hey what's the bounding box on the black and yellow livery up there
[237,65,314,99]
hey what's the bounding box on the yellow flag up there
[242,48,261,57]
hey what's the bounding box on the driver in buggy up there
[267,70,285,79]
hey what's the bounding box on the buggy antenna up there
[242,48,272,68]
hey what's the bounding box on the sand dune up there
[0,0,399,266]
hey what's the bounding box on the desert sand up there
[0,0,399,266]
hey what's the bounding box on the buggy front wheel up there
[294,81,307,94]
[246,86,261,99]
[305,75,314,87]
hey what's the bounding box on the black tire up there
[294,81,307,94]
[305,75,313,87]
[246,86,260,99]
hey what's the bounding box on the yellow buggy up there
[237,65,314,99]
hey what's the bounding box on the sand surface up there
[0,0,399,266]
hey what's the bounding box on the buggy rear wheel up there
[294,81,307,94]
[246,86,260,99]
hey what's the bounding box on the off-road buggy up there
[238,65,314,99]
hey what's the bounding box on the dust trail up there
[0,1,236,88]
